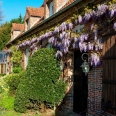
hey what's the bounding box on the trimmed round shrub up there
[4,71,25,95]
[14,48,66,113]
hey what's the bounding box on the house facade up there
[5,0,116,115]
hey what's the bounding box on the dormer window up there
[48,1,54,16]
[26,19,30,30]
[11,23,24,40]
[24,6,44,31]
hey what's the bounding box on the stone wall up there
[7,54,12,74]
[11,31,21,40]
[57,52,74,115]
[30,16,41,28]
[44,0,68,19]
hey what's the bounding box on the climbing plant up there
[18,0,116,67]
[11,46,22,73]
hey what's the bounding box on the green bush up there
[0,86,4,93]
[14,48,66,113]
[0,95,14,110]
[0,74,6,78]
[13,65,22,73]
[4,71,25,95]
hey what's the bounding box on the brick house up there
[5,0,116,115]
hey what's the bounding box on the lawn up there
[0,109,54,116]
[0,110,22,116]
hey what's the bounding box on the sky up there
[0,0,44,24]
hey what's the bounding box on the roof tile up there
[27,6,44,17]
[12,23,24,32]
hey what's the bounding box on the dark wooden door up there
[102,35,116,114]
[73,50,88,114]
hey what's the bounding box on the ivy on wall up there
[11,46,22,73]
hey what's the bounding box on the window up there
[46,43,52,49]
[73,24,84,33]
[49,1,54,16]
[26,19,30,30]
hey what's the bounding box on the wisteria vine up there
[17,1,116,67]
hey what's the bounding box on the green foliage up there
[13,66,22,73]
[4,71,25,95]
[0,75,14,111]
[0,14,24,50]
[11,46,22,65]
[0,22,11,50]
[0,110,22,116]
[0,96,14,110]
[14,48,66,113]
[11,46,22,73]
[0,74,6,78]
[0,86,4,93]
[10,14,24,24]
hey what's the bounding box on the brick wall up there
[87,66,103,115]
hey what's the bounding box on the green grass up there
[0,110,22,116]
[0,110,41,116]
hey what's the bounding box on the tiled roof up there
[12,23,24,32]
[61,0,75,10]
[27,6,44,17]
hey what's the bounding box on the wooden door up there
[102,35,116,115]
[73,50,88,114]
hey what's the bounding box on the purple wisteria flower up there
[88,42,94,51]
[83,13,91,23]
[90,53,100,66]
[54,26,60,34]
[95,44,99,51]
[55,50,63,58]
[31,38,37,44]
[79,34,89,42]
[113,22,116,31]
[25,40,31,46]
[79,42,87,52]
[73,41,79,49]
[68,23,73,30]
[79,34,85,42]
[109,4,116,17]
[97,4,108,16]
[59,22,67,32]
[91,24,94,30]
[48,37,55,44]
[93,29,98,41]
[78,15,82,23]
[74,19,78,25]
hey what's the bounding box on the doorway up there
[73,50,88,114]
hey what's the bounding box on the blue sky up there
[1,0,44,24]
